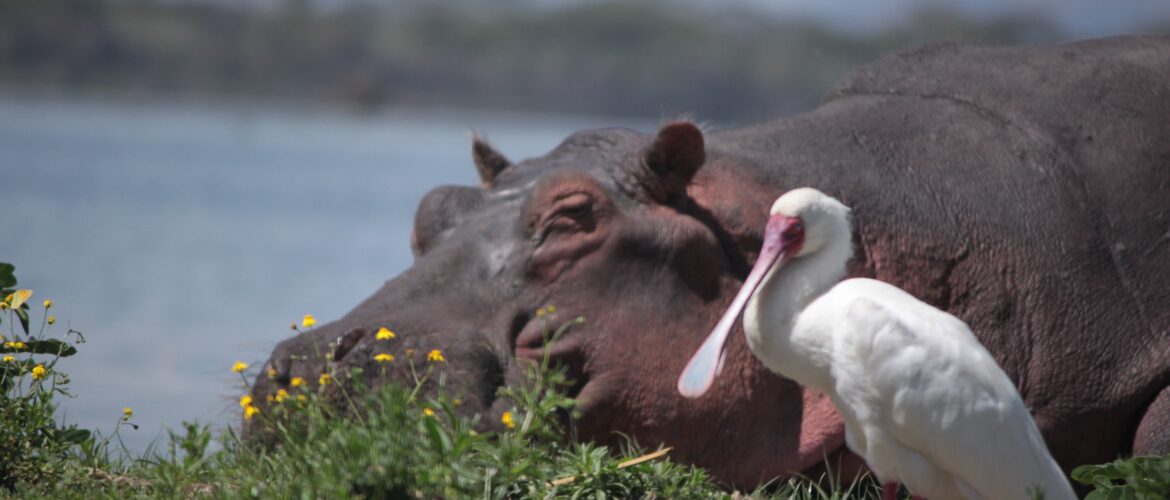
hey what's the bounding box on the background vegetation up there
[6,0,1166,122]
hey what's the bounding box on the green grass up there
[2,261,1167,498]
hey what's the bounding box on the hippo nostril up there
[333,327,366,361]
[508,311,532,352]
[270,359,291,386]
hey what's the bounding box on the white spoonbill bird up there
[677,188,1075,500]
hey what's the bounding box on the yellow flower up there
[239,395,253,408]
[244,405,260,420]
[318,373,332,386]
[422,408,435,417]
[0,302,7,310]
[43,299,52,309]
[501,411,516,430]
[296,394,308,402]
[266,394,275,404]
[231,361,249,373]
[266,367,277,379]
[122,407,134,420]
[375,327,396,340]
[546,305,556,314]
[374,353,394,363]
[290,376,305,388]
[5,341,27,351]
[275,389,289,403]
[47,315,55,325]
[427,349,445,363]
[31,364,46,380]
[2,355,13,363]
[302,314,316,329]
[452,398,462,407]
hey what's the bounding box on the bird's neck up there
[743,229,851,389]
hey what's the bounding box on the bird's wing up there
[825,280,1067,499]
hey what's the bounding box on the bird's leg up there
[882,482,899,500]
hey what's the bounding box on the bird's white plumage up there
[794,279,1071,499]
[685,187,1074,500]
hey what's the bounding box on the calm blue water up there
[0,94,646,453]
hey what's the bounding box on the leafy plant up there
[0,262,101,490]
[9,272,1164,499]
[1072,455,1170,500]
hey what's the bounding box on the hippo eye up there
[535,192,596,243]
[558,199,592,218]
[551,193,594,221]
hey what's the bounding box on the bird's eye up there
[793,221,804,230]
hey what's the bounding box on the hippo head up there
[248,122,847,486]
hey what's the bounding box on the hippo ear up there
[642,121,705,203]
[471,135,512,187]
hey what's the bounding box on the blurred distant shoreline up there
[2,0,1166,124]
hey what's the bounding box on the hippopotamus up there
[249,35,1170,486]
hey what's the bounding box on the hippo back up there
[698,35,1170,469]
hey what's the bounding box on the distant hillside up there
[1,0,1163,122]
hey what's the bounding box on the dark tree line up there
[1,0,1163,122]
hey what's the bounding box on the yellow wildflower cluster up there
[4,341,27,351]
[290,376,305,388]
[47,315,55,325]
[43,299,52,309]
[375,327,396,340]
[31,364,46,380]
[422,408,435,417]
[2,355,13,363]
[239,395,260,420]
[427,349,445,363]
[231,361,249,373]
[301,314,316,329]
[122,407,134,421]
[318,373,332,386]
[275,389,290,403]
[501,411,516,430]
[374,353,394,363]
[535,305,557,317]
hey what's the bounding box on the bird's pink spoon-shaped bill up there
[677,214,795,398]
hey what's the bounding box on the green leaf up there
[0,339,77,356]
[27,339,78,356]
[57,428,92,445]
[1073,464,1107,484]
[0,263,14,289]
[15,307,29,334]
[422,416,453,455]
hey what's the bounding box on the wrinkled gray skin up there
[249,36,1170,487]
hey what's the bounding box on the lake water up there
[0,94,647,453]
